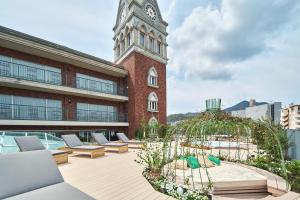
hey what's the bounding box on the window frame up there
[140,32,145,46]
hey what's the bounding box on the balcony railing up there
[0,103,62,121]
[0,103,128,123]
[0,60,62,85]
[0,59,128,97]
[77,109,128,122]
[76,77,127,96]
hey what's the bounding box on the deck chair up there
[0,150,95,200]
[61,134,105,158]
[14,136,68,165]
[116,133,146,149]
[92,133,128,153]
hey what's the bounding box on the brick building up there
[0,0,167,140]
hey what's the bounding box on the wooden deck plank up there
[59,150,175,200]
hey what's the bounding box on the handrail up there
[76,76,127,96]
[0,59,128,97]
[0,103,128,122]
[77,109,128,122]
[0,60,62,85]
[0,103,62,121]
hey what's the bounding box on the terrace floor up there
[59,150,175,200]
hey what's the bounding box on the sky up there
[0,0,299,115]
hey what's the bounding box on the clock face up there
[145,5,156,21]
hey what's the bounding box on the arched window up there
[148,67,158,86]
[149,117,158,125]
[148,92,158,112]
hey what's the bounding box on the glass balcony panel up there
[76,73,126,96]
[0,103,62,121]
[0,55,62,85]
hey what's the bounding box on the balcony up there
[76,77,127,96]
[77,109,127,123]
[0,103,128,127]
[0,59,128,102]
[0,60,61,85]
[0,103,62,121]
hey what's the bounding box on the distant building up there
[281,104,300,130]
[231,100,282,124]
[206,98,221,112]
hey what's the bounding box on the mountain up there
[167,112,199,124]
[223,100,267,113]
[167,100,268,124]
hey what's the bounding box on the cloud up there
[169,0,300,81]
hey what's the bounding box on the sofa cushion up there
[72,145,104,150]
[3,182,95,200]
[50,150,67,156]
[14,136,46,152]
[0,150,64,199]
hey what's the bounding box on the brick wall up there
[120,51,167,138]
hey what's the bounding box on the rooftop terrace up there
[59,150,175,200]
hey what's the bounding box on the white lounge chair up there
[116,133,146,149]
[0,150,95,200]
[61,134,105,158]
[14,136,68,165]
[92,133,128,153]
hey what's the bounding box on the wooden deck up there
[59,150,175,200]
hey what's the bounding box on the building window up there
[149,37,154,51]
[140,32,145,46]
[148,92,158,112]
[76,73,117,95]
[149,117,158,125]
[121,39,125,53]
[0,54,61,85]
[157,41,161,55]
[116,45,120,57]
[148,67,158,86]
[0,94,62,121]
[77,102,118,122]
[127,33,131,47]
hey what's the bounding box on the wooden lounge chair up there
[0,150,95,200]
[116,133,146,149]
[14,136,68,165]
[61,135,105,158]
[92,133,128,153]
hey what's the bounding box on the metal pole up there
[0,131,4,153]
[45,133,49,149]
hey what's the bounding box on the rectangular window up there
[121,40,125,52]
[140,32,145,46]
[127,33,131,47]
[0,94,62,121]
[157,42,161,55]
[77,102,117,122]
[0,54,62,85]
[117,45,120,57]
[0,94,12,119]
[149,37,154,51]
[76,73,117,95]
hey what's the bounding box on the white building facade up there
[231,102,282,124]
[281,104,300,130]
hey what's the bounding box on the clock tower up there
[113,0,168,138]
